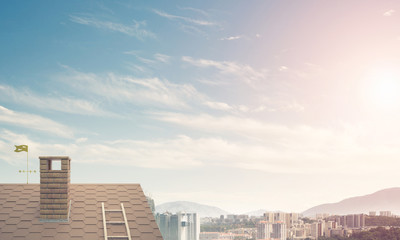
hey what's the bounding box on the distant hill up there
[156,201,229,218]
[302,188,400,217]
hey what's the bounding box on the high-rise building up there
[369,211,376,216]
[310,221,325,239]
[310,223,318,239]
[380,211,392,217]
[263,212,288,223]
[264,212,275,222]
[156,212,200,240]
[157,212,172,240]
[257,221,286,240]
[327,214,365,229]
[345,215,355,228]
[285,213,299,228]
[345,214,365,228]
[258,221,272,239]
[271,222,286,240]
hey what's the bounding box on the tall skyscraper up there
[327,214,365,229]
[380,211,392,217]
[156,212,200,240]
[257,221,286,240]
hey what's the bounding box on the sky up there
[1,0,400,214]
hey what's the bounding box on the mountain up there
[302,188,400,217]
[156,201,229,218]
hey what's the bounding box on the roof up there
[0,184,163,240]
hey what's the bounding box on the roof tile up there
[0,184,162,240]
[70,228,85,237]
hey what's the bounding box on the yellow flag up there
[14,145,28,152]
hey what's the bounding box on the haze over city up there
[1,1,400,214]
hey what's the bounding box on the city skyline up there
[1,1,400,213]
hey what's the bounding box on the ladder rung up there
[106,209,123,212]
[102,202,132,240]
[107,221,125,224]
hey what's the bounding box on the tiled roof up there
[0,184,163,240]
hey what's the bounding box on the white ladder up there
[102,202,132,240]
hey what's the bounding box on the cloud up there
[70,15,155,39]
[204,101,234,111]
[152,9,215,26]
[0,110,390,175]
[151,112,301,139]
[383,9,395,16]
[0,84,112,116]
[154,53,171,63]
[283,101,305,112]
[0,130,201,169]
[125,63,152,75]
[204,101,268,113]
[177,6,209,17]
[182,56,267,86]
[179,24,208,37]
[0,106,74,139]
[57,67,206,109]
[0,127,337,174]
[135,57,156,64]
[75,137,88,143]
[124,52,171,64]
[2,110,399,179]
[149,112,400,174]
[220,36,242,41]
[257,98,305,113]
[279,66,288,71]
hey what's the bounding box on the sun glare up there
[365,68,400,110]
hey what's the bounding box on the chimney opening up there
[51,160,62,170]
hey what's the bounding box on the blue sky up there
[2,1,400,213]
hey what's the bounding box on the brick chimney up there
[39,156,71,221]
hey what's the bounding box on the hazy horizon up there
[1,1,400,214]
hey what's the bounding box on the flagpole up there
[26,150,28,184]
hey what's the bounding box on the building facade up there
[257,221,286,240]
[156,212,200,240]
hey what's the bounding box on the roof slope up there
[0,184,163,240]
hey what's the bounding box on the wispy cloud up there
[152,9,216,26]
[204,101,276,113]
[0,84,112,116]
[182,56,267,86]
[383,9,395,16]
[125,63,151,75]
[57,67,206,109]
[179,24,208,37]
[154,53,171,63]
[279,66,288,71]
[70,15,155,40]
[177,6,209,17]
[0,130,200,169]
[124,51,171,64]
[219,36,242,41]
[204,101,234,111]
[1,114,398,178]
[149,111,399,174]
[0,106,74,138]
